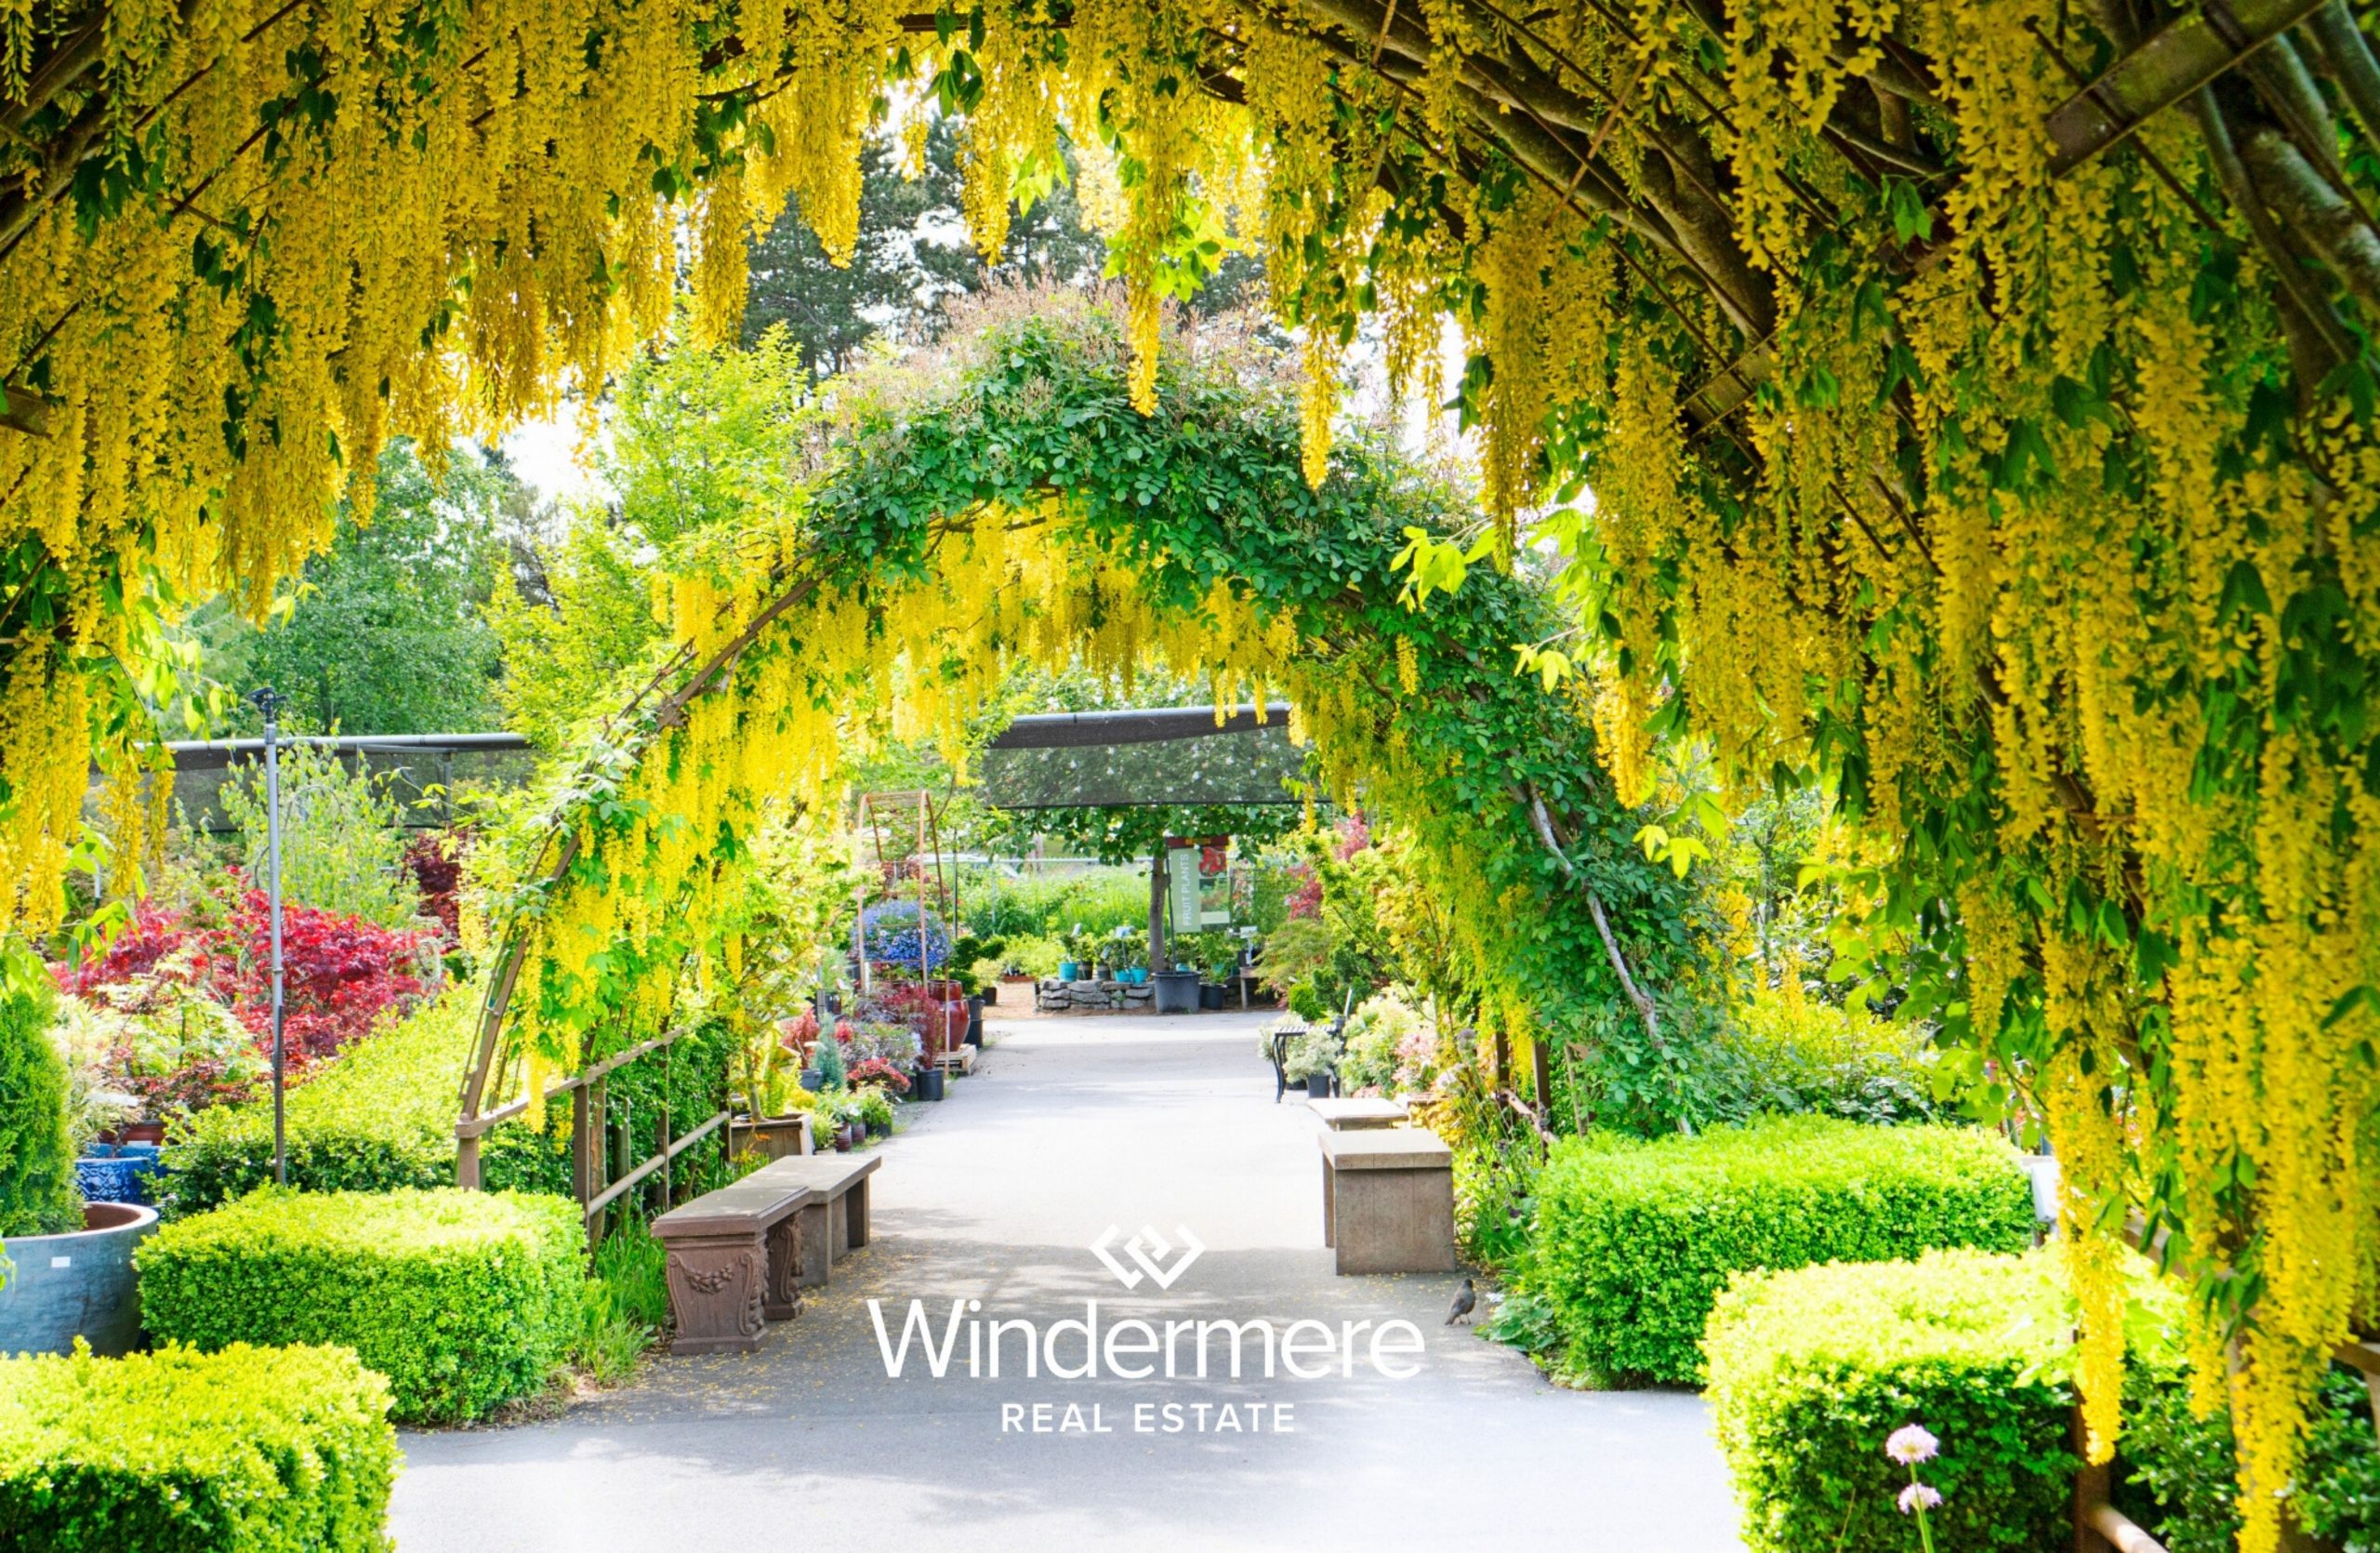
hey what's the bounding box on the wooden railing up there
[455,1022,726,1244]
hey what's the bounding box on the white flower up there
[1885,1424,1939,1465]
[1897,1483,1943,1515]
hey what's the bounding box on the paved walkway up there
[392,1013,1742,1552]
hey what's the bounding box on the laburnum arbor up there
[458,298,1710,1175]
[2,0,2378,1544]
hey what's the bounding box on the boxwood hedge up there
[158,990,570,1215]
[138,1187,584,1425]
[1523,1115,2033,1384]
[161,989,736,1218]
[0,1341,397,1550]
[1704,1249,2079,1553]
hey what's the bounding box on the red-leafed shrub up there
[401,831,469,944]
[232,894,439,1066]
[57,888,439,1081]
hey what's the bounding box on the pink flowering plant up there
[1887,1424,1943,1553]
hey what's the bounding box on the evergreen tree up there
[0,973,76,1240]
[744,119,1108,375]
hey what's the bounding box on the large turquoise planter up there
[0,1201,158,1357]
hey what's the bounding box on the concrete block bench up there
[653,1176,818,1356]
[741,1152,881,1286]
[1319,1128,1456,1275]
[1308,1097,1408,1130]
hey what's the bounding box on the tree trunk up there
[1148,844,1168,974]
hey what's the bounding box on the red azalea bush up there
[58,887,438,1078]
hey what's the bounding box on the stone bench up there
[653,1176,819,1356]
[1319,1128,1456,1276]
[741,1152,882,1286]
[1308,1097,1408,1130]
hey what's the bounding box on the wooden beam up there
[2082,1499,2171,1553]
[1682,0,2328,436]
[455,1029,685,1141]
[2046,0,2332,175]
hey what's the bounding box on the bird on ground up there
[1445,1277,1476,1325]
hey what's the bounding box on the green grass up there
[572,1216,671,1387]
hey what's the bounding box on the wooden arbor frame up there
[452,565,827,1231]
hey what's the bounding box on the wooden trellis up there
[853,789,959,992]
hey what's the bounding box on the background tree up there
[745,120,1107,376]
[200,445,515,737]
[745,117,1256,376]
[488,332,812,750]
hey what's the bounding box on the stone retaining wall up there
[1034,977,1155,1013]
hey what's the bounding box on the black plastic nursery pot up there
[916,1068,947,1102]
[0,1201,158,1357]
[1152,969,1201,1014]
[1306,1071,1334,1099]
[966,995,984,1045]
[1198,984,1227,1010]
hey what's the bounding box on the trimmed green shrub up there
[0,971,78,1238]
[1523,1115,2033,1383]
[161,989,568,1215]
[1704,1249,2079,1553]
[0,1341,397,1549]
[139,1187,583,1424]
[161,986,736,1217]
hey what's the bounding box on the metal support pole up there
[247,688,288,1188]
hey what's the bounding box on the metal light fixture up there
[245,686,288,1188]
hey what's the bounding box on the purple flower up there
[1886,1424,1939,1465]
[1898,1483,1944,1515]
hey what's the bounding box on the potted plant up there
[47,995,150,1202]
[856,1088,897,1138]
[849,1056,912,1096]
[2,980,158,1358]
[1285,1028,1338,1099]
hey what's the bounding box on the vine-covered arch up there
[457,296,1707,1177]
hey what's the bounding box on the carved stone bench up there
[740,1152,881,1287]
[1319,1127,1455,1275]
[653,1176,819,1356]
[1308,1097,1408,1130]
